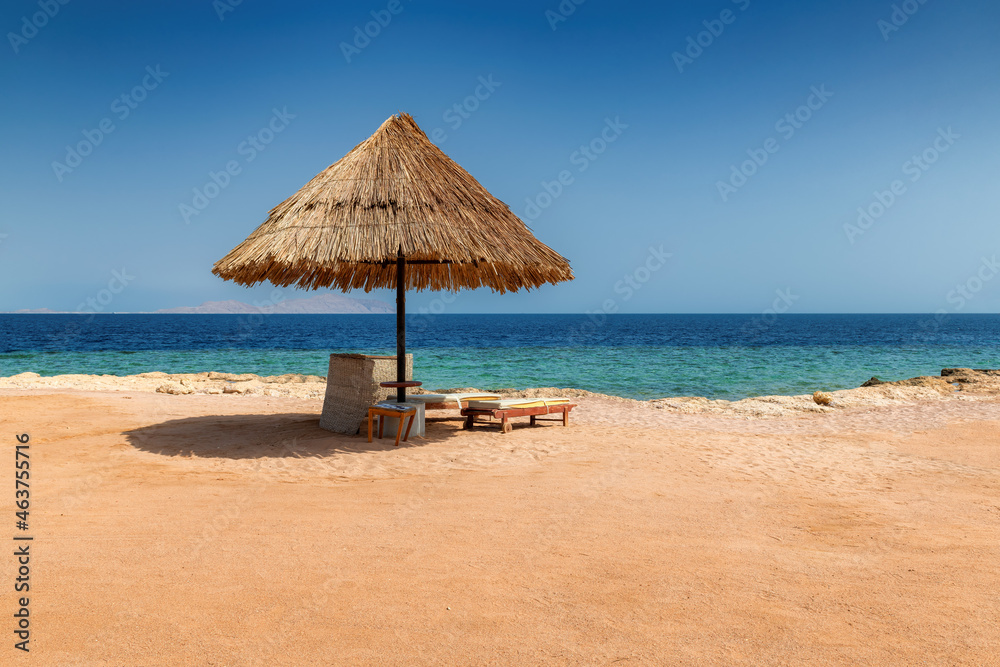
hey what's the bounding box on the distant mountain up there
[2,294,395,314]
[155,294,395,314]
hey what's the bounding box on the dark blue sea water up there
[1,314,998,400]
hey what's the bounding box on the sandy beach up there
[8,0,997,663]
[1,371,998,664]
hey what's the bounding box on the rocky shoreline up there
[3,368,999,419]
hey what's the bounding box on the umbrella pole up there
[396,249,406,404]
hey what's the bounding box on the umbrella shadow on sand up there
[124,412,468,460]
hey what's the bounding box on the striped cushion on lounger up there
[465,398,570,410]
[410,392,501,406]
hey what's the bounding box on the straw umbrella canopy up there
[212,112,573,402]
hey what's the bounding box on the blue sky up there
[1,0,998,314]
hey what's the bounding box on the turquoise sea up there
[2,314,998,400]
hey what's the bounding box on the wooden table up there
[367,404,417,446]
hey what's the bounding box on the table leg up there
[394,414,404,447]
[368,409,373,443]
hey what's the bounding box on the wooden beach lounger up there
[461,398,576,434]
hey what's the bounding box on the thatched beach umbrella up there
[212,113,573,402]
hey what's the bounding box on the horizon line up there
[3,312,999,317]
